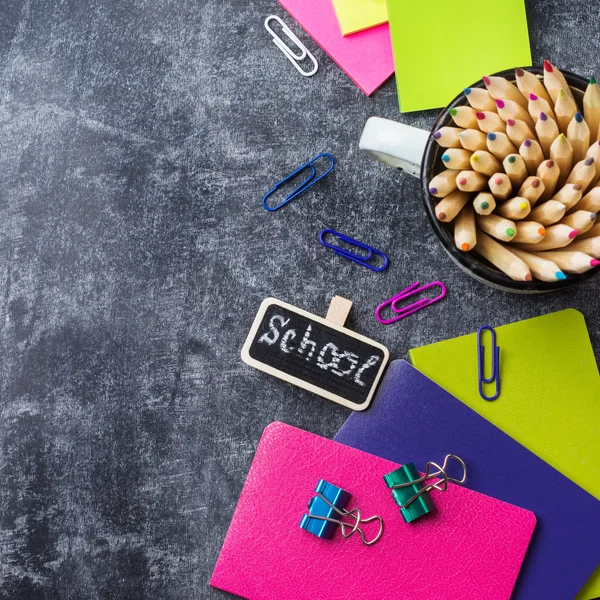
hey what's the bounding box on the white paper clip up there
[264,15,318,77]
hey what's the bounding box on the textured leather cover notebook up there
[335,360,600,600]
[211,422,536,600]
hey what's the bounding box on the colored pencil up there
[433,127,463,148]
[537,159,561,200]
[567,113,591,163]
[473,192,496,216]
[488,173,513,200]
[583,75,600,143]
[578,223,600,240]
[441,148,472,170]
[586,140,600,187]
[519,139,545,175]
[535,112,560,158]
[554,88,578,135]
[550,133,573,187]
[487,132,517,160]
[531,250,600,273]
[476,214,516,242]
[528,93,556,123]
[517,176,545,205]
[567,236,600,257]
[509,248,566,282]
[456,170,488,192]
[475,111,506,134]
[496,197,531,220]
[463,87,496,112]
[506,118,538,147]
[435,190,471,222]
[473,231,532,281]
[515,68,552,105]
[512,221,547,244]
[503,154,528,189]
[566,157,596,190]
[560,210,597,233]
[551,183,583,211]
[470,150,502,176]
[449,106,478,129]
[454,203,477,251]
[482,75,528,109]
[543,60,576,104]
[514,223,579,251]
[495,99,534,128]
[529,200,566,226]
[429,170,459,198]
[575,187,600,213]
[458,129,488,152]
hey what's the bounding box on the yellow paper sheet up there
[331,0,388,36]
[387,0,532,112]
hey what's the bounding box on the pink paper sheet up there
[278,0,394,95]
[211,422,536,600]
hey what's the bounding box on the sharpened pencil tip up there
[591,75,597,85]
[556,272,567,280]
[532,178,540,188]
[433,131,441,139]
[539,112,548,121]
[569,229,580,239]
[590,213,597,221]
[475,112,485,120]
[481,202,489,209]
[520,202,528,210]
[495,99,505,109]
[546,160,555,167]
[544,60,553,73]
[507,228,515,236]
[538,228,546,235]
[530,93,538,101]
[557,88,566,99]
[488,133,496,140]
[442,154,450,163]
[585,157,595,166]
[458,177,467,185]
[515,68,524,77]
[524,139,532,147]
[591,259,600,267]
[558,133,567,142]
[449,108,457,116]
[461,243,470,251]
[573,184,582,190]
[429,188,438,194]
[482,76,491,86]
[575,112,584,123]
[525,274,533,281]
[507,119,516,126]
[508,155,516,163]
[495,177,503,185]
[438,212,447,220]
[464,88,472,95]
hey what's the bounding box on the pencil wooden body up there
[475,111,506,134]
[473,192,496,215]
[585,141,600,187]
[566,157,596,190]
[519,139,545,175]
[543,60,575,104]
[503,154,528,188]
[512,221,547,244]
[454,204,477,251]
[496,99,534,128]
[578,223,600,240]
[459,129,487,152]
[550,134,573,186]
[529,200,566,225]
[476,214,516,241]
[464,87,496,111]
[514,223,579,251]
[473,231,532,281]
[517,176,545,206]
[509,247,566,282]
[441,148,472,170]
[496,197,531,220]
[487,132,517,160]
[537,160,561,200]
[470,151,502,176]
[483,75,528,109]
[536,112,560,157]
[435,190,471,222]
[489,173,512,200]
[433,127,463,148]
[449,106,478,129]
[567,113,591,164]
[575,187,600,213]
[568,236,600,257]
[528,94,556,123]
[515,68,552,105]
[554,88,578,134]
[583,76,600,143]
[456,170,488,192]
[532,250,600,273]
[429,170,459,198]
[560,210,597,233]
[506,119,537,147]
[551,183,583,211]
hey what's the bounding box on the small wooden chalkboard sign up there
[241,297,390,411]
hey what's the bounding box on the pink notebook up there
[278,0,394,95]
[211,422,536,600]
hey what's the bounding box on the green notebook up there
[387,0,532,112]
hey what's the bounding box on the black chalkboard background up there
[248,302,386,405]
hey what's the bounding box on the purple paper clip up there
[375,282,447,325]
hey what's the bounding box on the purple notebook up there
[335,360,600,600]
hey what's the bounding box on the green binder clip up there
[383,455,467,523]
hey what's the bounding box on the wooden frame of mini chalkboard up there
[241,297,390,411]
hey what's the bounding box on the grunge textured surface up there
[0,1,598,598]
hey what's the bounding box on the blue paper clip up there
[262,153,334,211]
[319,229,388,272]
[299,480,383,546]
[478,325,500,401]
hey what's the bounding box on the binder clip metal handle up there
[478,325,501,401]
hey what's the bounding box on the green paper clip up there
[383,455,467,524]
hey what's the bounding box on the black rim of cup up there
[421,67,597,293]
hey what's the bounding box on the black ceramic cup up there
[360,67,598,293]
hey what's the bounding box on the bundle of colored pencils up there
[430,61,600,282]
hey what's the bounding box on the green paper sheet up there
[387,0,532,112]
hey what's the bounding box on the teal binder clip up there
[384,455,467,523]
